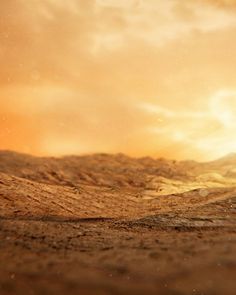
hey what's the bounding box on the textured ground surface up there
[0,151,236,294]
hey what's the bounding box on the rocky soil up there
[0,151,235,295]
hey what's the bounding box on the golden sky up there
[1,0,236,160]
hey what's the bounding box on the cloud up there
[96,0,138,8]
[202,0,236,9]
[0,0,236,160]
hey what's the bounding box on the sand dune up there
[0,151,236,295]
[1,151,236,220]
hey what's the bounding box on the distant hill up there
[0,150,197,189]
[209,153,236,167]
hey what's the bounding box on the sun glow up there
[211,90,236,128]
[138,89,236,161]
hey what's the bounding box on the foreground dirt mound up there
[0,151,236,295]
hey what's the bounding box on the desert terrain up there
[0,151,235,295]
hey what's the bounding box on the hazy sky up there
[1,0,236,160]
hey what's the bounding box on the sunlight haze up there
[1,0,236,160]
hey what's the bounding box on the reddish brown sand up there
[0,151,235,295]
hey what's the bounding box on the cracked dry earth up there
[0,151,236,295]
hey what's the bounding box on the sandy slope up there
[1,170,235,220]
[0,151,236,295]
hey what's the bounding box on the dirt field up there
[0,151,235,294]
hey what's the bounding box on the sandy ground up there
[0,151,236,295]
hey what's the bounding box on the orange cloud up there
[0,0,236,160]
